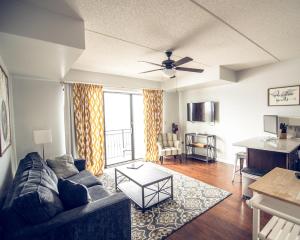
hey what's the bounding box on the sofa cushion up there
[11,167,64,225]
[16,167,59,194]
[88,185,110,201]
[16,152,58,185]
[13,185,64,225]
[0,152,64,228]
[0,199,27,232]
[0,152,57,231]
[67,170,103,187]
[58,179,91,209]
[43,163,59,185]
[17,152,44,172]
[47,155,79,178]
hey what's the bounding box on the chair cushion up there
[58,179,91,210]
[47,154,79,178]
[158,133,178,147]
[160,147,182,156]
[67,170,103,187]
[88,185,110,201]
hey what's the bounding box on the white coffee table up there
[115,163,173,211]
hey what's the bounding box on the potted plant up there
[279,123,288,139]
[172,123,179,134]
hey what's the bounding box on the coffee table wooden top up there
[249,167,300,207]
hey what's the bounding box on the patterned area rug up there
[100,163,231,240]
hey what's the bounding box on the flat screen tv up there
[187,102,215,122]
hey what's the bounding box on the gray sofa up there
[0,152,131,240]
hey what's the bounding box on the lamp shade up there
[33,130,52,145]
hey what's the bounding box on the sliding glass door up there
[104,92,144,166]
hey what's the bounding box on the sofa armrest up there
[10,193,131,240]
[74,159,86,171]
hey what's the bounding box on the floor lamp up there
[33,129,52,160]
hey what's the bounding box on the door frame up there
[103,91,142,168]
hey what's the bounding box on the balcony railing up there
[105,129,132,165]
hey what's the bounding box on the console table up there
[185,133,216,162]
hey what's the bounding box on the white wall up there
[11,69,164,164]
[178,58,300,164]
[163,91,179,133]
[12,77,65,160]
[64,69,161,90]
[0,56,17,196]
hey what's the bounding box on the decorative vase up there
[279,132,287,139]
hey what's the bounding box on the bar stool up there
[232,152,247,182]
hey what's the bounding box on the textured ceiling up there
[194,0,300,61]
[26,0,300,81]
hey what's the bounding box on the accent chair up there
[157,133,182,164]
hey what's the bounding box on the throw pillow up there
[58,179,91,209]
[47,154,79,178]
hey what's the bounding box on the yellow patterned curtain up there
[143,89,163,162]
[73,83,105,176]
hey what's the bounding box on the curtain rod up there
[60,80,163,91]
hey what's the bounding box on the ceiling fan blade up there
[174,57,193,66]
[176,67,204,73]
[139,68,164,74]
[138,61,162,67]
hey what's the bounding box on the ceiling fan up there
[139,50,204,78]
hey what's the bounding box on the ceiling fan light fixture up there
[139,51,203,78]
[163,68,176,78]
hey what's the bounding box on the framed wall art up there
[0,65,11,156]
[268,85,300,106]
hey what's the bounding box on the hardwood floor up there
[158,158,270,240]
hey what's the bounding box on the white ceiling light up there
[163,68,176,78]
